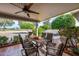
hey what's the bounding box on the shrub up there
[0,36,8,45]
[38,27,45,36]
[19,21,35,30]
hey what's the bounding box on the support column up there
[35,22,39,36]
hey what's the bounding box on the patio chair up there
[39,33,63,56]
[40,33,63,56]
[59,35,79,56]
[24,32,32,42]
[43,33,53,42]
[38,41,63,56]
[28,32,32,37]
[46,41,64,56]
[19,34,37,56]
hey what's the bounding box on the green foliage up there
[38,24,51,36]
[41,24,51,30]
[51,14,76,29]
[38,27,45,36]
[0,36,8,45]
[19,21,35,30]
[59,27,77,37]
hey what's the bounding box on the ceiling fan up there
[10,3,39,17]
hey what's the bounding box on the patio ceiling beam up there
[72,10,79,21]
[0,11,40,22]
[74,12,79,21]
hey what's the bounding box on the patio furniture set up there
[18,30,66,56]
[18,29,79,56]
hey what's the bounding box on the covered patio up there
[0,3,79,56]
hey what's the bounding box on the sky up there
[38,17,57,27]
[7,20,20,29]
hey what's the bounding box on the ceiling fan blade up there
[27,13,30,17]
[27,9,39,14]
[15,11,23,14]
[10,3,22,9]
[27,3,33,9]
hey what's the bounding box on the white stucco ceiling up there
[0,3,79,22]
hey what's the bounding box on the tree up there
[51,14,76,29]
[0,18,15,30]
[19,21,35,30]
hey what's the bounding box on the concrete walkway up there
[0,44,22,56]
[0,44,69,56]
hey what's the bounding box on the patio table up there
[30,35,46,46]
[29,35,46,56]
